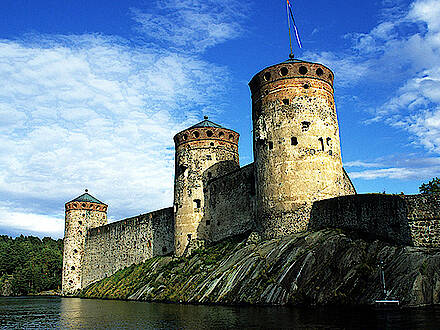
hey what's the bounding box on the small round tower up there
[62,190,107,295]
[249,59,348,238]
[173,117,239,256]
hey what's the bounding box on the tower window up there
[229,134,234,140]
[210,142,214,147]
[291,137,298,146]
[302,121,310,131]
[263,72,271,81]
[182,134,188,141]
[194,199,201,209]
[219,131,224,138]
[193,131,200,138]
[268,141,274,150]
[316,68,324,76]
[303,84,310,89]
[280,67,288,76]
[299,66,308,75]
[318,137,325,151]
[82,203,86,208]
[206,130,213,137]
[282,99,289,105]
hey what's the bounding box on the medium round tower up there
[249,59,348,238]
[62,190,107,295]
[173,117,239,256]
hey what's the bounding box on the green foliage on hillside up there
[0,235,63,295]
[419,177,440,194]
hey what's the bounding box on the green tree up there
[0,235,63,295]
[419,177,440,194]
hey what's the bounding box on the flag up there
[286,0,302,49]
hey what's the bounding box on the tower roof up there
[189,116,223,129]
[68,190,105,205]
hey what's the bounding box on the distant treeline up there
[0,235,63,296]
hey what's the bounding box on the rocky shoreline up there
[80,229,440,307]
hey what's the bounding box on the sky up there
[0,0,439,238]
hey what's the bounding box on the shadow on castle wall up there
[308,193,440,247]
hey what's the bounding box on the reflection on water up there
[0,296,440,329]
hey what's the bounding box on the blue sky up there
[0,0,439,238]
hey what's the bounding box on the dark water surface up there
[1,297,440,329]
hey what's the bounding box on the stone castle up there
[62,58,440,295]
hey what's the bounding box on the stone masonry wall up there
[250,61,351,239]
[202,163,256,243]
[62,202,107,295]
[404,194,440,247]
[81,207,173,288]
[309,194,412,245]
[309,193,440,247]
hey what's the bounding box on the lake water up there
[1,297,439,329]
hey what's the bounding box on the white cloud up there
[346,155,440,180]
[309,0,440,154]
[0,203,64,237]
[131,0,249,53]
[0,28,237,236]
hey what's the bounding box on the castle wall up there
[202,163,256,243]
[309,194,440,247]
[405,194,440,247]
[81,207,173,288]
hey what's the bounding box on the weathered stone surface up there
[203,163,256,243]
[62,200,107,295]
[309,193,440,247]
[249,61,355,239]
[173,125,240,256]
[81,229,440,307]
[82,207,174,288]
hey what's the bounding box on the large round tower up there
[249,59,350,238]
[173,117,239,256]
[62,190,107,295]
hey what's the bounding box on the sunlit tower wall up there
[173,118,240,256]
[62,191,108,295]
[249,59,351,238]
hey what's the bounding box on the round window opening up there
[263,72,271,81]
[210,142,214,147]
[82,203,86,208]
[193,131,200,138]
[299,66,308,75]
[316,68,324,76]
[229,134,234,140]
[280,67,288,76]
[183,134,188,141]
[219,131,224,138]
[206,130,213,137]
[303,84,310,89]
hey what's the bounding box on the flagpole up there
[286,1,294,58]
